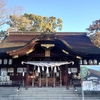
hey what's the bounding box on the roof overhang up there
[6,40,38,58]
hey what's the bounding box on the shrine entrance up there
[31,67,61,87]
[22,61,74,87]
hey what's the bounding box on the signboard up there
[71,68,77,73]
[8,68,14,73]
[82,81,93,91]
[80,65,100,91]
[17,68,26,73]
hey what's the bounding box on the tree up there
[0,0,8,26]
[7,13,63,32]
[86,19,100,47]
[86,19,100,34]
[0,0,23,32]
[7,15,31,31]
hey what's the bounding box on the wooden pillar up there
[65,65,69,89]
[14,66,17,76]
[53,73,55,87]
[32,71,34,87]
[60,69,62,87]
[25,65,29,89]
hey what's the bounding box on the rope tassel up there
[46,67,49,74]
[54,66,57,73]
[38,66,40,73]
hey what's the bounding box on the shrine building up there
[0,29,100,88]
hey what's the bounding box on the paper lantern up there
[89,59,93,65]
[83,59,87,65]
[93,59,97,65]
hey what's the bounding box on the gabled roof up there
[0,32,39,52]
[58,34,100,54]
[0,31,100,57]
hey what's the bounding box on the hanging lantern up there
[83,59,87,65]
[3,59,7,65]
[9,59,12,65]
[93,59,97,65]
[37,66,40,73]
[89,59,93,65]
[54,66,57,73]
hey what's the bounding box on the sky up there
[4,0,100,32]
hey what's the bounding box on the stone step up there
[12,94,78,97]
[0,87,100,100]
[20,87,74,91]
[8,96,100,100]
[9,96,80,100]
[19,91,75,94]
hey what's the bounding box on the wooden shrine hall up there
[0,29,100,88]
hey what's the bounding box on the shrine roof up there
[0,31,100,55]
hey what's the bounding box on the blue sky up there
[5,0,100,32]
